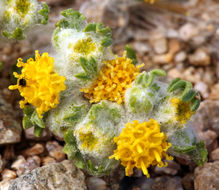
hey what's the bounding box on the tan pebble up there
[86,177,107,190]
[167,68,183,79]
[23,143,45,156]
[189,48,211,66]
[46,141,66,162]
[42,156,56,166]
[153,53,173,64]
[194,82,209,99]
[210,148,219,161]
[23,156,41,173]
[179,23,199,41]
[209,83,219,100]
[0,179,13,190]
[1,169,17,180]
[152,36,168,54]
[11,155,26,171]
[183,67,202,83]
[169,39,181,55]
[206,24,214,32]
[174,51,187,63]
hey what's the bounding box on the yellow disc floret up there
[109,119,173,177]
[79,131,98,151]
[73,37,96,56]
[9,51,66,118]
[171,98,194,124]
[81,51,143,104]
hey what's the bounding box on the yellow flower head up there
[171,97,194,124]
[109,119,172,177]
[81,52,143,104]
[9,51,66,118]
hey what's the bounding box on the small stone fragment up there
[182,173,194,190]
[168,68,184,79]
[154,160,181,176]
[191,100,219,136]
[189,48,211,66]
[169,39,181,55]
[0,95,21,145]
[11,155,26,173]
[194,161,219,190]
[8,160,86,190]
[174,51,187,63]
[210,148,219,161]
[179,23,199,41]
[22,156,41,174]
[209,83,219,100]
[46,141,66,161]
[151,176,183,190]
[153,53,173,64]
[86,177,107,190]
[0,180,13,190]
[198,130,217,151]
[132,42,150,54]
[11,155,41,176]
[194,82,209,99]
[1,169,17,180]
[23,143,45,156]
[42,156,56,166]
[152,36,168,54]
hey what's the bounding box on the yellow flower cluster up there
[81,52,143,104]
[109,119,172,177]
[9,51,66,118]
[171,98,194,124]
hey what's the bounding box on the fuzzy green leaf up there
[84,23,97,32]
[101,37,113,47]
[22,115,33,130]
[74,72,91,80]
[146,69,166,87]
[75,57,98,80]
[74,152,86,169]
[30,111,45,129]
[23,105,34,116]
[194,141,208,166]
[125,45,137,65]
[187,141,208,166]
[0,62,2,72]
[168,78,181,91]
[64,105,88,125]
[88,101,121,130]
[168,80,187,93]
[56,9,86,31]
[63,144,77,159]
[64,130,77,144]
[38,2,49,25]
[182,89,196,102]
[34,126,44,137]
[2,28,25,40]
[191,98,200,111]
[172,145,196,153]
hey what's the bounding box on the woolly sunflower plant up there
[9,8,207,176]
[0,0,49,40]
